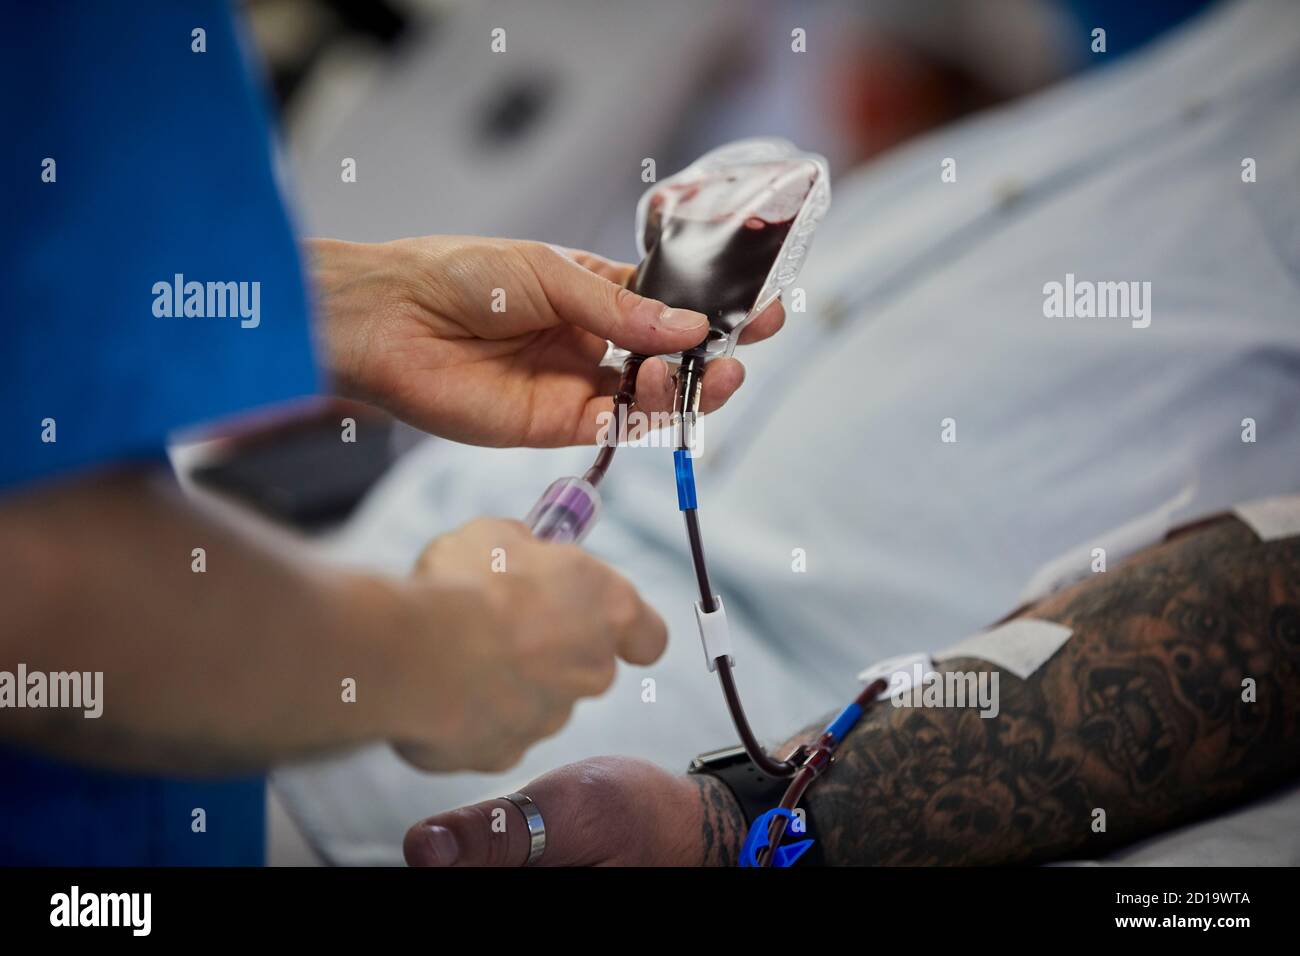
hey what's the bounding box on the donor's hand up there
[402,756,747,866]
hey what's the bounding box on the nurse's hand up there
[402,756,747,866]
[309,236,785,447]
[394,519,668,773]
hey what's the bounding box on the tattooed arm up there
[403,512,1300,867]
[765,514,1300,865]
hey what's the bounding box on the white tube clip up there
[694,596,734,672]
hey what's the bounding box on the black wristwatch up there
[688,744,825,866]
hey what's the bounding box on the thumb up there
[404,799,538,867]
[524,244,710,355]
[403,759,640,867]
[405,784,595,868]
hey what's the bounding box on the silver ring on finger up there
[501,791,546,866]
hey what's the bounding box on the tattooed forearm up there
[790,516,1300,865]
[688,772,747,866]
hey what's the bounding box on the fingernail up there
[416,825,459,866]
[658,305,707,332]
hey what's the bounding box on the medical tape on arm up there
[933,619,1073,680]
[1233,494,1300,542]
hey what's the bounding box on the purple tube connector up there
[525,476,602,544]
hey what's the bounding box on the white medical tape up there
[856,652,937,700]
[1233,495,1300,542]
[934,618,1073,680]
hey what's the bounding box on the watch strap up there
[689,745,825,866]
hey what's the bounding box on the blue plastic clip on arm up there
[739,808,814,868]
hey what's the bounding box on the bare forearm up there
[787,515,1300,864]
[0,468,430,774]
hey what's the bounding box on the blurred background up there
[201,0,1088,526]
[248,0,1077,259]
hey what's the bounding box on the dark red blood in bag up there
[631,160,817,342]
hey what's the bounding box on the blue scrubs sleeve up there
[1,1,320,488]
[0,2,320,865]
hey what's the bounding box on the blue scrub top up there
[0,3,319,864]
[1060,0,1219,61]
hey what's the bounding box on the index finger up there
[737,297,786,345]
